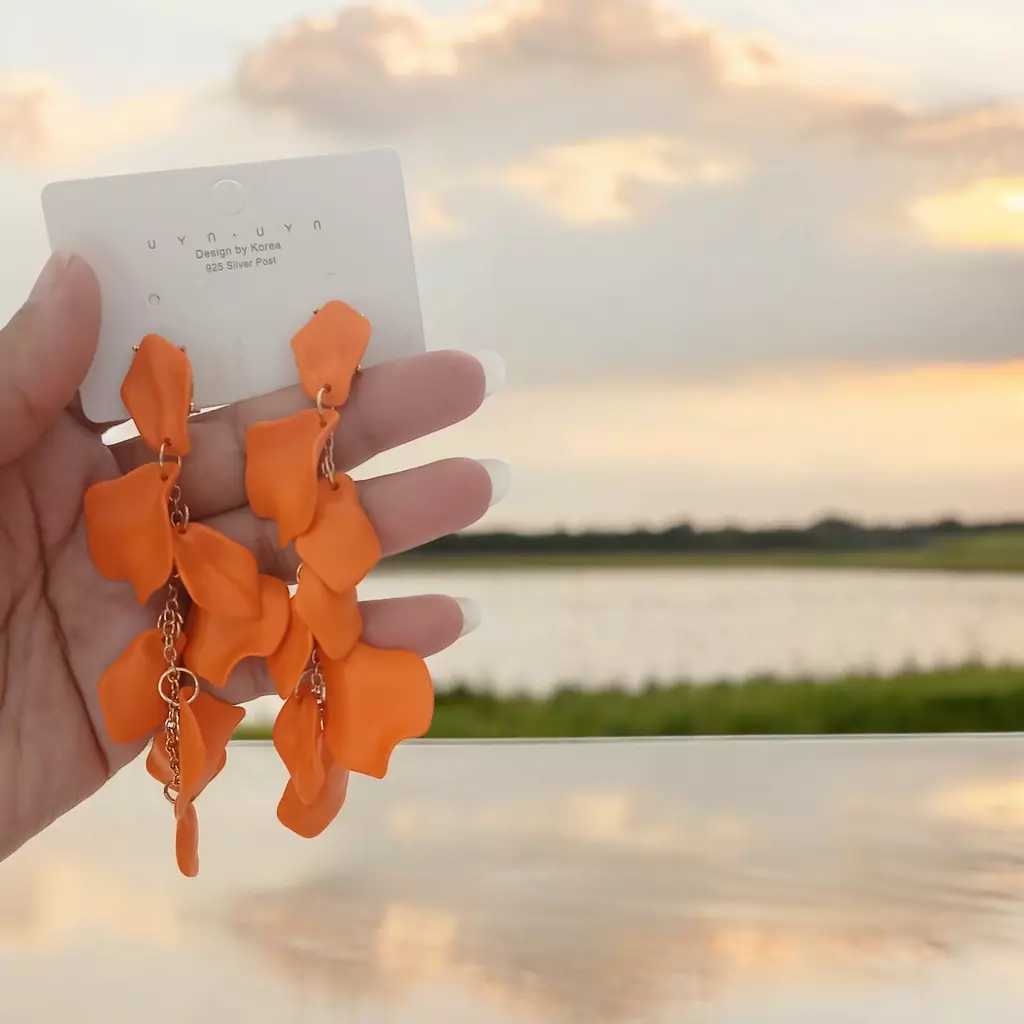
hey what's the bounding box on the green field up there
[234,664,1024,739]
[384,530,1024,573]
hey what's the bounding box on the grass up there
[385,530,1024,573]
[233,664,1024,739]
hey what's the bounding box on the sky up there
[3,0,1024,529]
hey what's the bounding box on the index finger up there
[109,349,493,519]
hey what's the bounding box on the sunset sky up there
[3,0,1024,528]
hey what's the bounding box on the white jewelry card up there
[42,149,425,423]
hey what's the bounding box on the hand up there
[0,253,495,860]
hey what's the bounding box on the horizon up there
[451,513,1024,538]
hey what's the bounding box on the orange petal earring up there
[84,335,267,877]
[83,309,435,872]
[247,302,435,837]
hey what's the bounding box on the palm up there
[0,256,494,861]
[0,410,148,856]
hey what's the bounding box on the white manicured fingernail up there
[456,597,482,637]
[478,458,512,506]
[473,350,506,397]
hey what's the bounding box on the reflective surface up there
[365,568,1024,692]
[4,738,1024,1021]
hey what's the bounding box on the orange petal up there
[97,628,181,744]
[273,687,326,805]
[177,693,207,804]
[183,575,290,687]
[245,409,339,547]
[148,743,228,795]
[120,334,193,456]
[322,643,434,779]
[294,475,380,593]
[148,731,228,792]
[293,567,362,661]
[146,691,242,795]
[291,300,370,406]
[277,739,349,838]
[173,522,261,618]
[175,801,200,877]
[146,731,172,785]
[267,602,313,700]
[191,691,245,792]
[84,462,177,603]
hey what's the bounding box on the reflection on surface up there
[3,738,1024,1021]
[360,569,1024,693]
[0,858,180,950]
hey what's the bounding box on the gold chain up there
[159,577,184,803]
[159,470,192,805]
[168,484,190,531]
[319,434,336,484]
[309,644,326,721]
[311,386,337,705]
[315,385,338,488]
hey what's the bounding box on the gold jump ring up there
[158,441,182,470]
[315,385,332,423]
[158,667,201,705]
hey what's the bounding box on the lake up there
[365,566,1024,691]
[4,737,1024,1022]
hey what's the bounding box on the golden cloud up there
[236,0,1024,237]
[226,0,1024,378]
[238,0,786,133]
[409,190,464,236]
[0,74,185,168]
[0,79,50,163]
[501,136,746,223]
[909,176,1024,250]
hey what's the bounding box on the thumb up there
[0,253,101,465]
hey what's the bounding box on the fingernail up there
[478,458,512,506]
[455,597,482,637]
[472,350,506,397]
[29,251,73,303]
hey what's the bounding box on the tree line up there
[409,516,1024,556]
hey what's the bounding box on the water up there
[4,737,1024,1022]
[363,567,1024,692]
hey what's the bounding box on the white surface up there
[42,149,425,422]
[4,738,1024,1023]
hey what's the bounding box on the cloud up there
[909,176,1024,250]
[0,74,185,168]
[237,0,785,136]
[839,102,1024,167]
[236,0,1024,174]
[408,189,464,236]
[501,136,745,223]
[232,0,1024,378]
[0,78,53,163]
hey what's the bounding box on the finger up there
[0,254,100,464]
[214,594,472,705]
[359,594,471,654]
[207,457,495,581]
[110,349,491,519]
[66,392,122,435]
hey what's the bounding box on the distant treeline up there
[410,517,1024,556]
